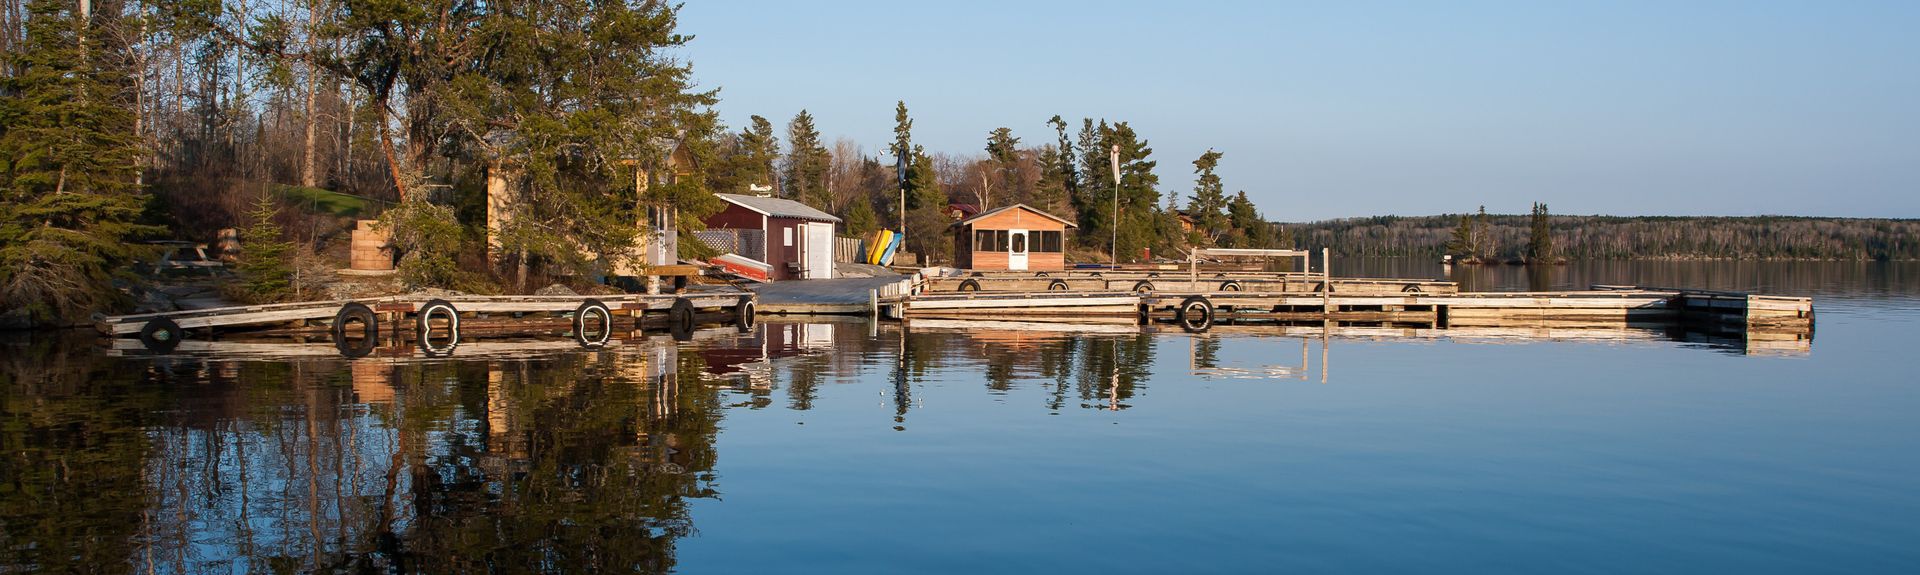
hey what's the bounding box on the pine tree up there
[1446,215,1475,260]
[1475,205,1497,261]
[782,110,830,209]
[705,115,779,195]
[1108,122,1161,261]
[1072,119,1109,250]
[1032,145,1069,215]
[233,191,295,303]
[844,198,878,236]
[1225,191,1268,248]
[983,127,1020,207]
[887,101,917,227]
[732,115,780,192]
[1528,202,1556,263]
[0,0,161,324]
[1046,115,1078,202]
[1065,119,1163,260]
[1185,149,1229,246]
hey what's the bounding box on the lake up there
[2,260,1916,573]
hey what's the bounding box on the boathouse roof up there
[715,194,842,223]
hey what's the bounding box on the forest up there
[0,0,1284,326]
[1293,211,1920,262]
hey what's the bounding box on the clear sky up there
[677,0,1918,221]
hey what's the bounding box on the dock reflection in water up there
[4,285,1915,573]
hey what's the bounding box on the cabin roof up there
[950,203,1078,229]
[714,194,843,223]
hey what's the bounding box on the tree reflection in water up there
[1,322,1256,573]
[2,333,727,573]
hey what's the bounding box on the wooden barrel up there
[216,228,240,262]
[349,220,394,271]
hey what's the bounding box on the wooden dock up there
[923,273,1458,295]
[890,285,1813,337]
[97,291,757,352]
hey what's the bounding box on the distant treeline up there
[1289,215,1920,261]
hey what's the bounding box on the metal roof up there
[715,193,842,223]
[949,203,1078,229]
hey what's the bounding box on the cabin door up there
[1007,229,1029,271]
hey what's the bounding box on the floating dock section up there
[890,285,1813,338]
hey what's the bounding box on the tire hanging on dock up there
[1219,281,1241,292]
[668,297,697,336]
[331,302,379,357]
[1132,280,1155,293]
[957,279,981,292]
[1047,279,1069,291]
[1402,284,1423,293]
[734,295,756,332]
[416,299,460,354]
[573,299,613,348]
[1177,295,1214,333]
[139,317,183,353]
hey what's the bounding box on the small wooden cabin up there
[949,204,1075,271]
[703,194,840,280]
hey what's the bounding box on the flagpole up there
[1109,144,1120,267]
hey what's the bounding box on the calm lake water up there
[3,260,1916,573]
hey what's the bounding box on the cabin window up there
[1011,233,1027,253]
[1038,231,1064,252]
[783,226,794,247]
[976,229,1011,252]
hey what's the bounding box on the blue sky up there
[678,1,1917,221]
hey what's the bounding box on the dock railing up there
[1187,246,1329,289]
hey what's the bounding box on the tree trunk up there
[378,102,405,200]
[300,0,321,188]
[516,247,528,292]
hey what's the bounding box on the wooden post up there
[1190,249,1198,286]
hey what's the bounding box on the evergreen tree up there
[1475,205,1497,260]
[713,115,778,194]
[1032,145,1069,215]
[983,127,1020,207]
[414,0,717,285]
[783,109,830,209]
[1108,122,1162,261]
[887,101,922,226]
[1528,202,1556,263]
[0,0,161,324]
[705,115,778,195]
[844,198,878,236]
[1446,215,1475,259]
[233,192,295,303]
[1046,115,1078,203]
[1225,191,1268,248]
[1185,149,1229,246]
[1072,119,1109,249]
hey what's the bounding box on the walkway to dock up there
[749,276,907,315]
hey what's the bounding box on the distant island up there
[1289,214,1920,262]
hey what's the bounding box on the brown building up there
[949,204,1075,271]
[701,194,840,281]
